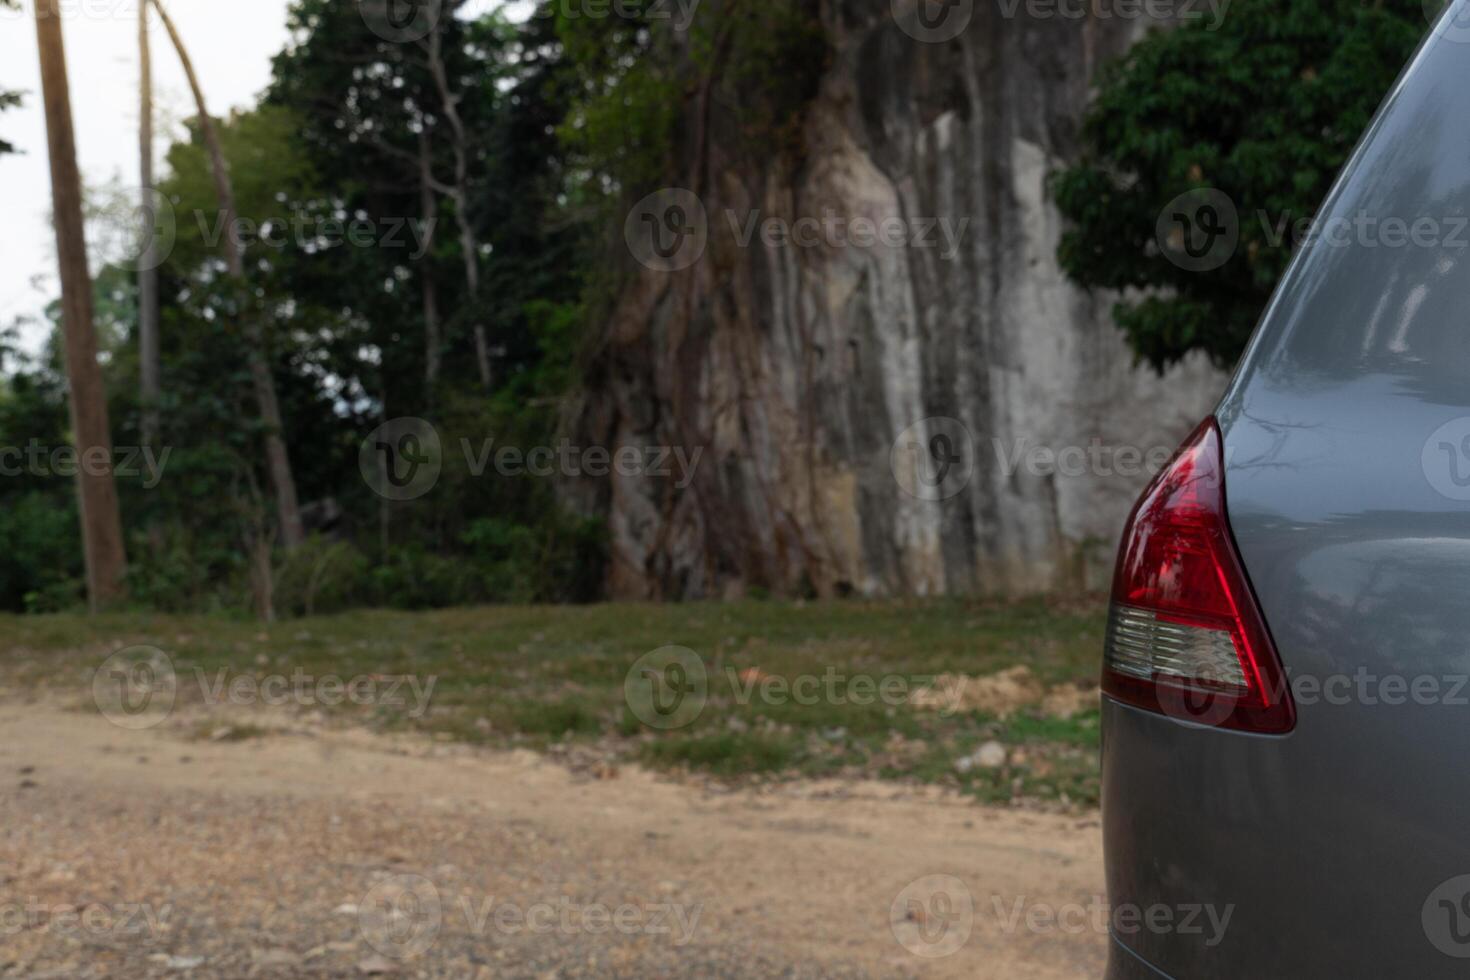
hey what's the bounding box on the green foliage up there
[266,525,602,614]
[554,0,681,193]
[267,0,512,406]
[0,358,83,612]
[124,525,248,615]
[1,0,823,618]
[713,1,829,154]
[0,0,605,615]
[0,493,83,612]
[269,537,370,617]
[556,0,829,193]
[162,106,319,269]
[1053,0,1426,369]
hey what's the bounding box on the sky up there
[0,0,295,354]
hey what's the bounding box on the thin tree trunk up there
[248,531,276,623]
[424,20,491,389]
[233,468,276,624]
[35,0,129,610]
[417,128,442,396]
[150,0,305,551]
[138,0,159,453]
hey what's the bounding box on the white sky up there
[0,0,295,353]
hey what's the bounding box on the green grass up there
[641,731,800,775]
[0,596,1107,807]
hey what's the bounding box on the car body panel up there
[1104,5,1470,977]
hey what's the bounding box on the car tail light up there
[1103,417,1295,734]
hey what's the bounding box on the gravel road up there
[0,701,1106,978]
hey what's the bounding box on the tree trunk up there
[150,0,305,551]
[34,0,129,611]
[233,469,276,623]
[417,128,442,397]
[248,531,276,623]
[138,0,160,453]
[424,19,491,389]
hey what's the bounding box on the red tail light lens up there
[1103,417,1295,734]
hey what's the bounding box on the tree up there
[151,0,306,550]
[1053,0,1425,370]
[260,0,602,596]
[267,0,506,406]
[423,1,492,389]
[34,0,128,609]
[138,0,160,455]
[0,0,608,615]
[157,105,358,509]
[0,366,81,611]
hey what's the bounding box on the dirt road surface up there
[0,701,1105,978]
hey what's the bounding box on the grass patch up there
[0,595,1107,808]
[640,731,800,775]
[509,697,604,737]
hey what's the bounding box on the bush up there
[1053,0,1425,369]
[273,536,372,617]
[0,492,83,613]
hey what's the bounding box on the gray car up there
[1102,4,1470,977]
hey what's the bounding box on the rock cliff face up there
[575,0,1226,599]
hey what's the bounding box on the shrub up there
[1053,0,1425,369]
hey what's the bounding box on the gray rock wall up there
[574,0,1227,599]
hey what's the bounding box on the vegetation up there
[556,0,827,191]
[0,0,832,616]
[0,597,1108,807]
[4,1,596,612]
[9,0,1429,611]
[1053,0,1426,369]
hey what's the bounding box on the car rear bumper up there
[1101,695,1280,978]
[1102,689,1470,978]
